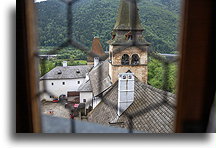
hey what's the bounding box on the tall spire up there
[114,0,143,31]
[107,0,149,46]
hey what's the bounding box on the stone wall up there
[109,46,148,84]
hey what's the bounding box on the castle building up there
[87,0,176,133]
[41,0,176,133]
[107,0,150,84]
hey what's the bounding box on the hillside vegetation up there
[36,0,180,93]
[35,0,181,53]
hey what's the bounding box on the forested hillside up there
[35,0,181,53]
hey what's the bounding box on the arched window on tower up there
[131,54,140,65]
[121,54,129,65]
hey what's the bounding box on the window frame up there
[131,54,140,65]
[17,0,216,133]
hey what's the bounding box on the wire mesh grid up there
[36,0,178,133]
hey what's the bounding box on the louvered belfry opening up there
[37,0,178,133]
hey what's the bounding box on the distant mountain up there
[35,0,181,53]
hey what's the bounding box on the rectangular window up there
[62,82,65,85]
[77,81,80,84]
[83,99,86,103]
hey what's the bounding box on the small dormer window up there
[76,70,80,74]
[128,35,133,40]
[111,31,116,40]
[57,70,62,74]
[125,31,132,40]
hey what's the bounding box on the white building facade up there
[40,78,85,101]
[39,63,93,101]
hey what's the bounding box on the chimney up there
[94,57,99,67]
[62,61,67,67]
[85,73,89,81]
[118,73,135,116]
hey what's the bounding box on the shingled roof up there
[107,0,150,46]
[78,80,92,92]
[113,0,143,31]
[88,79,176,133]
[88,61,112,97]
[40,65,93,80]
[87,37,106,62]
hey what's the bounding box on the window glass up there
[121,54,129,65]
[131,54,139,65]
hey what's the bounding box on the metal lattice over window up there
[36,0,180,133]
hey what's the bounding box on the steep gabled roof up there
[88,37,106,62]
[40,65,93,80]
[88,61,112,96]
[88,79,176,133]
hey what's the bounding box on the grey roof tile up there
[40,65,93,80]
[88,79,176,133]
[78,80,92,92]
[89,61,112,96]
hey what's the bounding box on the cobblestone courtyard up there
[41,101,71,119]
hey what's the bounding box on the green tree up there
[148,58,177,93]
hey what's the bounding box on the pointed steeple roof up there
[87,37,106,62]
[113,0,143,31]
[107,0,150,46]
[91,37,105,56]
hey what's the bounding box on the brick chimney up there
[62,61,67,67]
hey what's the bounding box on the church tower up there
[107,0,150,84]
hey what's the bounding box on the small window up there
[125,31,132,40]
[77,81,80,84]
[51,82,54,85]
[76,70,80,73]
[83,99,86,103]
[62,82,65,85]
[57,70,62,74]
[121,54,129,65]
[128,35,132,40]
[111,31,116,40]
[131,54,140,65]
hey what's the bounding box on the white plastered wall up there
[39,78,85,101]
